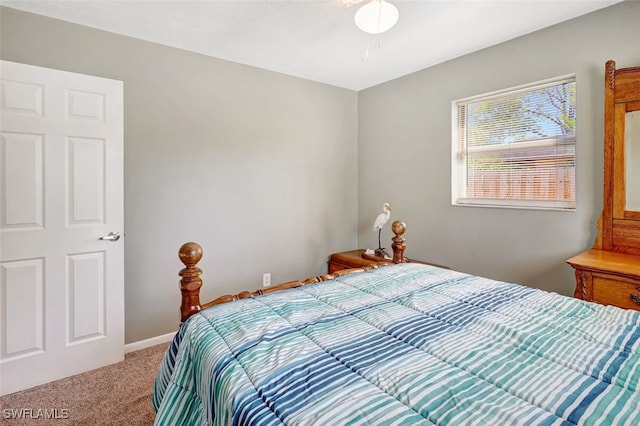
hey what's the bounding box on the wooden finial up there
[178,242,204,322]
[606,60,615,90]
[391,220,407,263]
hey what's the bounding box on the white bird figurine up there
[373,203,392,256]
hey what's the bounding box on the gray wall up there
[2,2,639,344]
[0,7,358,343]
[358,1,640,295]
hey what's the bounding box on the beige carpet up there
[0,342,169,425]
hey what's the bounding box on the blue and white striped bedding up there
[153,263,640,425]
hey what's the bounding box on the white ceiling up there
[1,0,623,90]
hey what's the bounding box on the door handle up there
[632,288,640,306]
[99,232,121,242]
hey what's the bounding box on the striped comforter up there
[153,263,640,425]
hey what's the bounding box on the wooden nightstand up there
[328,249,448,274]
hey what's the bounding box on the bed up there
[152,228,640,425]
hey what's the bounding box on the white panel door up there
[0,60,124,396]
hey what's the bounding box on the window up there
[452,76,576,210]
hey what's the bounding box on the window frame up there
[451,74,577,211]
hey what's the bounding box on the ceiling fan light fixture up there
[354,0,399,35]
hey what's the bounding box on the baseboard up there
[124,331,176,354]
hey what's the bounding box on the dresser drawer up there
[592,274,640,310]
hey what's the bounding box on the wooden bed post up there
[178,242,204,322]
[391,221,407,264]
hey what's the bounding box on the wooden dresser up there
[567,249,640,310]
[567,60,640,311]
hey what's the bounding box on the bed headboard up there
[177,220,410,322]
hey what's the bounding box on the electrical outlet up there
[263,273,271,288]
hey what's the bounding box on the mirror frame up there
[598,60,640,254]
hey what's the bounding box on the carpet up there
[0,342,169,425]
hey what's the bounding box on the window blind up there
[454,77,576,210]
